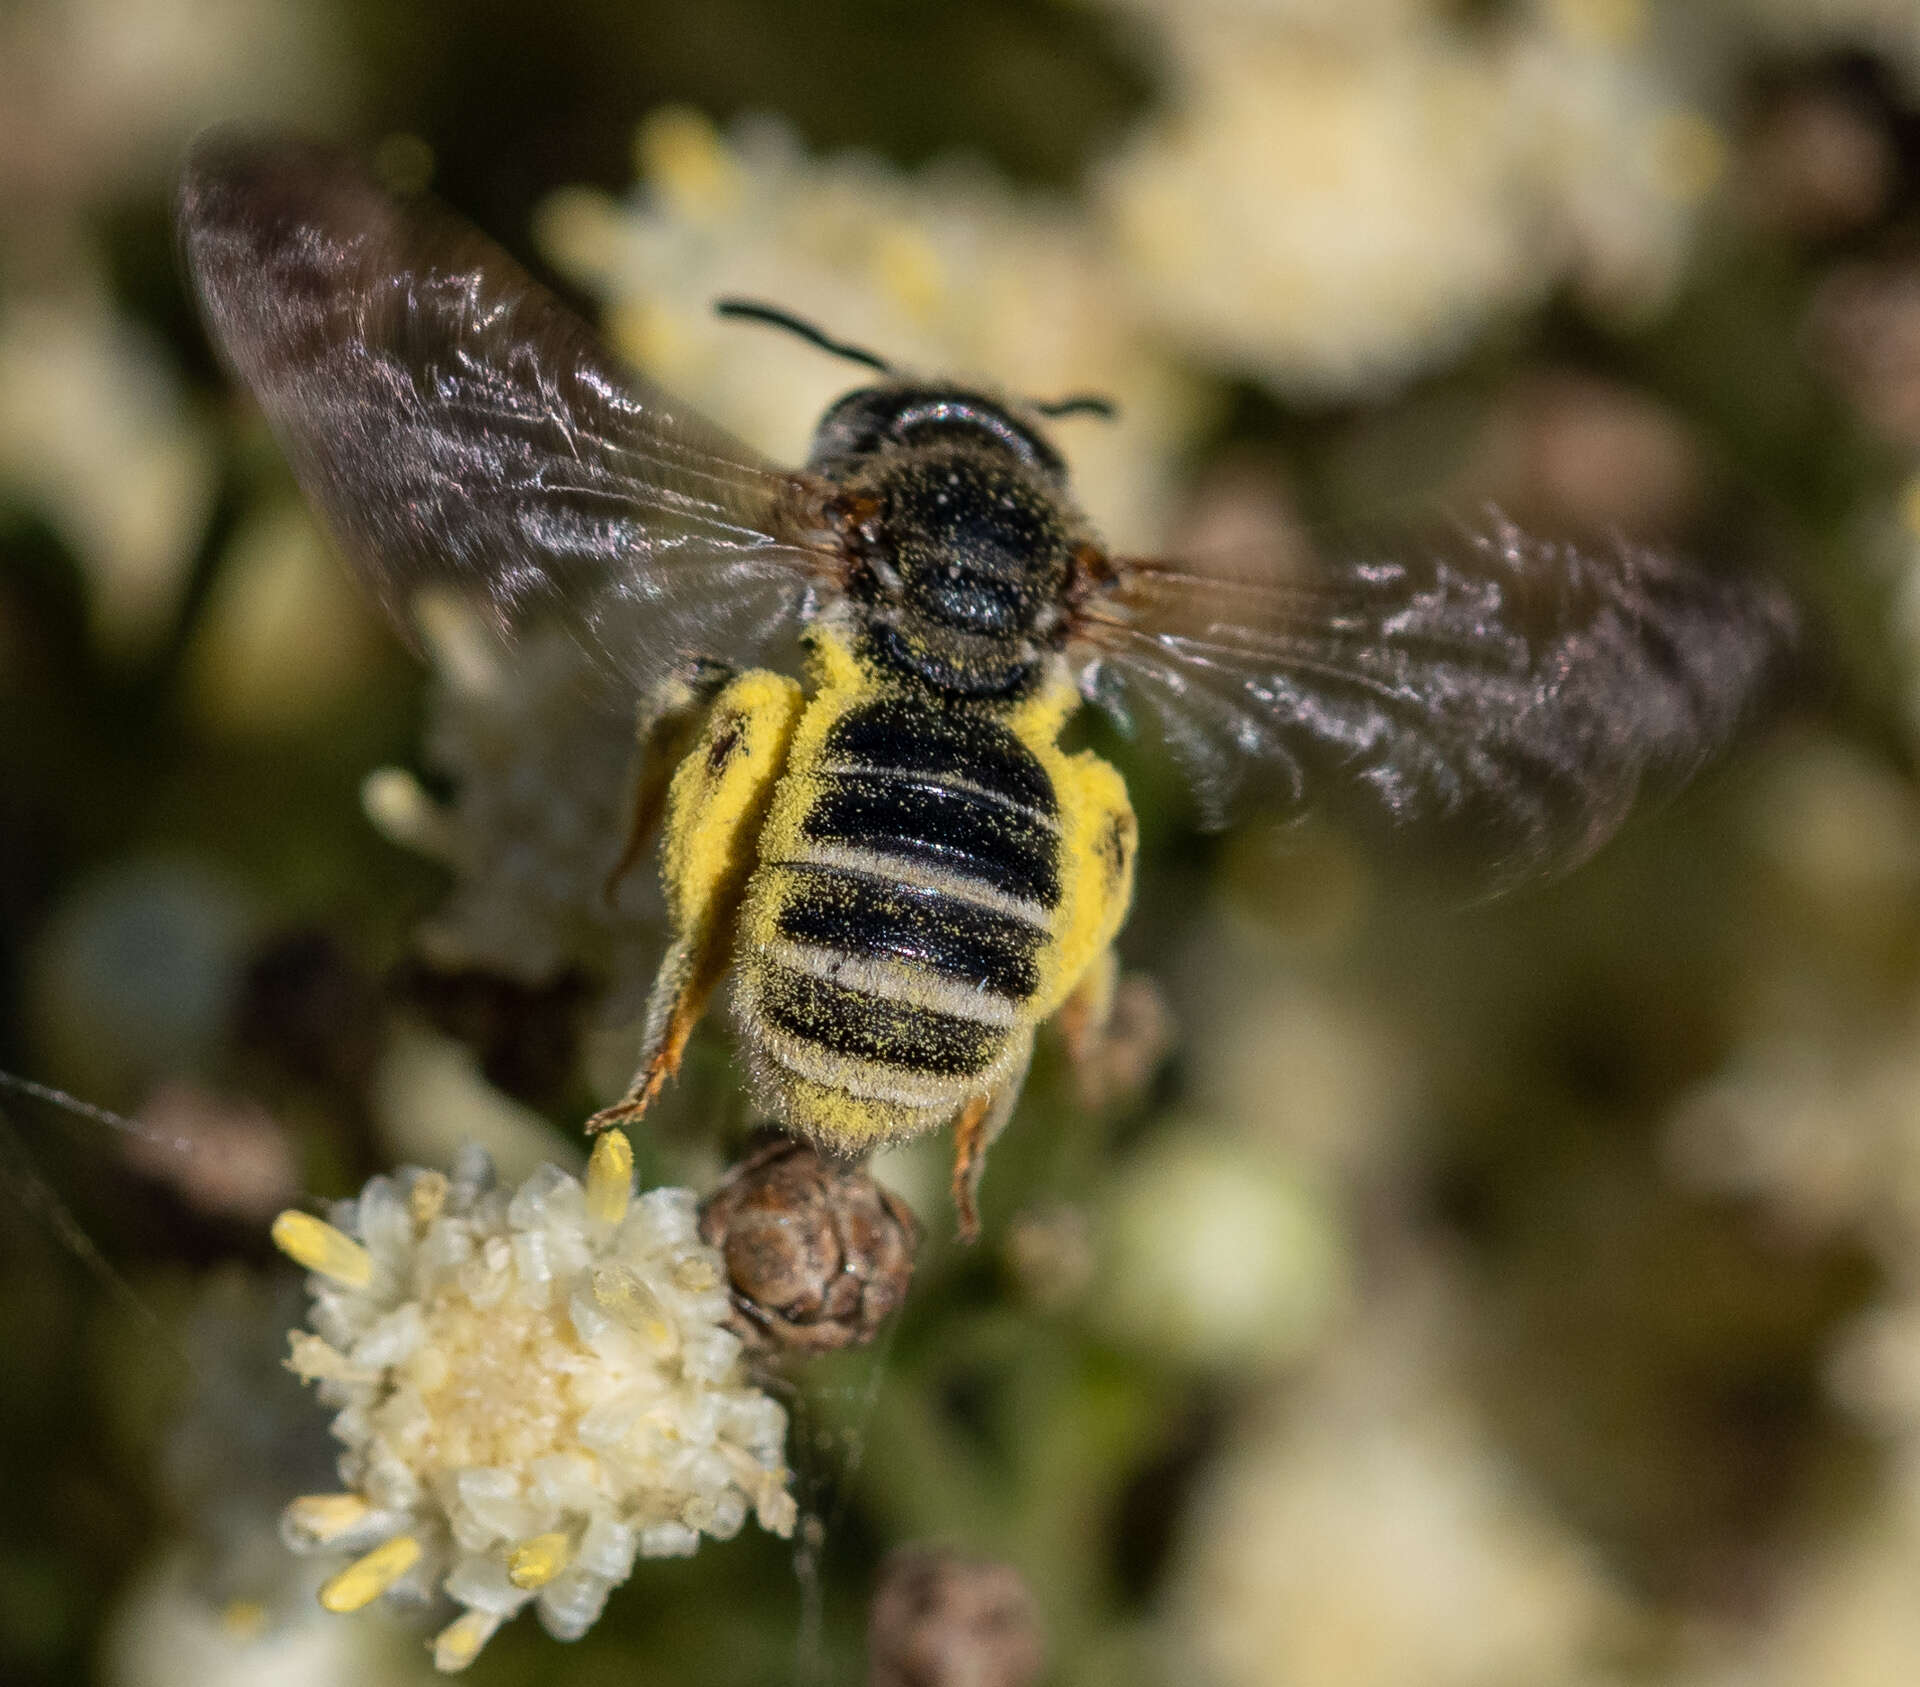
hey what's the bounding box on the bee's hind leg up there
[586,935,720,1134]
[1054,947,1173,1113]
[586,669,804,1135]
[949,1037,1033,1244]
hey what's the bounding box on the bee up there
[178,132,1793,1236]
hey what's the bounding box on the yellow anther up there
[285,1492,372,1546]
[271,1211,373,1287]
[592,1263,679,1355]
[433,1608,502,1672]
[409,1170,449,1230]
[635,106,740,219]
[318,1534,421,1613]
[507,1530,572,1590]
[586,1129,634,1228]
[873,225,945,322]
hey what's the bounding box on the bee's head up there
[804,386,1070,487]
[712,302,1115,697]
[810,385,1096,697]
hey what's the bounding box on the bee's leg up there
[1054,950,1172,1112]
[1054,945,1120,1077]
[587,669,804,1135]
[950,1036,1033,1245]
[603,661,735,908]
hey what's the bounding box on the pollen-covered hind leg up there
[602,662,734,909]
[585,938,716,1133]
[949,1037,1033,1244]
[587,669,804,1136]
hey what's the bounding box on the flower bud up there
[866,1546,1044,1687]
[699,1137,918,1352]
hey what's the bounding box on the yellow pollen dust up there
[319,1534,421,1613]
[410,1170,449,1229]
[507,1531,573,1590]
[586,1129,634,1228]
[272,1211,373,1287]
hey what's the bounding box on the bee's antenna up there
[1031,393,1119,421]
[715,298,893,375]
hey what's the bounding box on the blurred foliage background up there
[13,1,1920,1683]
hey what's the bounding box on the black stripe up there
[824,698,1056,816]
[775,864,1043,1000]
[803,771,1061,908]
[759,963,1001,1077]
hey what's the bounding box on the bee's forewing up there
[177,128,839,695]
[1073,516,1796,887]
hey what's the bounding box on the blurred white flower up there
[1095,0,1449,42]
[1091,1123,1348,1369]
[1165,1273,1628,1687]
[0,0,345,223]
[187,500,387,736]
[273,1135,795,1670]
[538,107,1205,551]
[362,599,662,1020]
[0,281,215,659]
[1664,739,1920,1248]
[1506,0,1727,321]
[370,1024,581,1192]
[1102,21,1534,399]
[102,1547,430,1687]
[1097,0,1722,397]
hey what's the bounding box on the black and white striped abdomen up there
[736,694,1062,1131]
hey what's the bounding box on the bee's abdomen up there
[739,696,1060,1126]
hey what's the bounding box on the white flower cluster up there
[1098,0,1725,396]
[362,601,662,1020]
[1659,737,1920,1682]
[1165,1273,1626,1687]
[0,0,345,666]
[537,106,1205,553]
[0,281,215,659]
[272,1134,795,1671]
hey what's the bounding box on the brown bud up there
[867,1546,1044,1687]
[699,1137,919,1352]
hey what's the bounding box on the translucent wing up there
[1072,517,1796,886]
[176,128,841,695]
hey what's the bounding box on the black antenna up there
[1030,392,1119,421]
[715,298,893,375]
